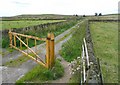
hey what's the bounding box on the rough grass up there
[60,21,86,62]
[16,60,64,83]
[2,20,77,49]
[90,22,118,83]
[1,20,65,30]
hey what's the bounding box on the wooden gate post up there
[50,33,55,67]
[46,33,51,69]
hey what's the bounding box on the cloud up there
[0,0,119,17]
[12,1,30,5]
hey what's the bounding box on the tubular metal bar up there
[83,38,90,66]
[10,45,46,67]
[10,32,46,41]
[15,35,45,64]
[82,44,86,82]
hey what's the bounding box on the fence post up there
[50,33,55,68]
[14,35,16,47]
[46,33,51,69]
[9,30,12,48]
[20,36,22,49]
[97,58,103,84]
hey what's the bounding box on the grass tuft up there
[16,60,64,83]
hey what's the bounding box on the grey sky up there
[0,0,119,17]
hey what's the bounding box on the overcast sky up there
[0,0,119,17]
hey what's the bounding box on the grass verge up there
[16,59,64,83]
[60,21,86,62]
[90,22,118,83]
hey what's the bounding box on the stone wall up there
[1,21,66,36]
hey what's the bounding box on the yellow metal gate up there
[8,30,55,69]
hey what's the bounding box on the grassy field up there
[16,60,64,83]
[90,22,118,83]
[1,20,65,30]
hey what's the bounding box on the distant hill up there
[2,14,80,20]
[103,13,119,16]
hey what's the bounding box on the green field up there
[1,20,65,30]
[90,22,118,83]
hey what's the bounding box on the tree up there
[75,14,78,17]
[95,13,98,16]
[99,13,102,16]
[83,15,86,17]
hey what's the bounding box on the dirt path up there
[51,55,72,83]
[2,22,80,83]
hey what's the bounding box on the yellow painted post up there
[20,36,22,49]
[46,33,51,69]
[9,30,12,48]
[50,33,55,67]
[14,35,16,47]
